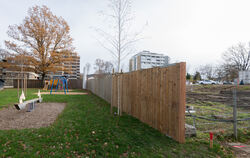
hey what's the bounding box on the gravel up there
[0,103,66,130]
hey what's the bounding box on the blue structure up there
[0,79,4,90]
[50,75,69,94]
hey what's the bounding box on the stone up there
[185,124,196,137]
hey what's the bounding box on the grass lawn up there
[0,89,233,157]
[0,89,39,109]
[186,101,250,132]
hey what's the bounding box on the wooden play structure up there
[43,80,50,90]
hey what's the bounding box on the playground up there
[0,75,86,130]
[0,102,66,130]
[0,78,249,157]
[0,88,236,157]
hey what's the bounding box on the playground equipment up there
[17,73,28,100]
[15,89,42,111]
[15,71,42,111]
[43,80,49,90]
[50,75,69,94]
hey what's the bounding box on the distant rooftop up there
[132,50,165,58]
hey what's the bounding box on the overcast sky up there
[1,0,250,73]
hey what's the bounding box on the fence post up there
[117,73,120,116]
[233,80,238,139]
[111,69,114,115]
[120,69,123,116]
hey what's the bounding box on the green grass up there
[0,88,85,108]
[186,101,250,132]
[0,88,39,109]
[0,89,233,157]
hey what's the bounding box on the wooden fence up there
[13,79,43,88]
[13,79,83,89]
[87,74,112,103]
[87,62,186,143]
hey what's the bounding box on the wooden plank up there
[167,66,173,137]
[178,62,186,143]
[159,68,164,132]
[146,69,150,125]
[163,67,168,134]
[156,68,161,131]
[153,68,157,129]
[171,64,178,140]
[140,69,145,123]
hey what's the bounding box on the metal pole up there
[17,74,19,99]
[25,75,27,97]
[111,68,114,115]
[233,81,238,139]
[193,116,196,129]
[117,75,120,116]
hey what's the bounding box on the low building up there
[129,50,170,71]
[239,71,250,84]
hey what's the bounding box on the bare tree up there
[95,0,142,72]
[104,61,114,73]
[199,64,216,80]
[216,64,238,81]
[5,5,74,82]
[223,42,250,71]
[94,59,113,74]
[94,59,105,74]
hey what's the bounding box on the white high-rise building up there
[129,51,170,71]
[239,71,250,84]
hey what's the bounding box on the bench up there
[14,97,43,111]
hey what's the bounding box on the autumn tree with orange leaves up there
[5,5,74,82]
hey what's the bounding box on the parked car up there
[223,81,233,85]
[199,80,217,85]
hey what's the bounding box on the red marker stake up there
[210,132,213,148]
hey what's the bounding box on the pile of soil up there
[0,103,66,130]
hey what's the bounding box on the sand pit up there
[0,103,66,130]
[39,92,88,95]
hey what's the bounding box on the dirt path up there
[39,92,88,95]
[0,103,66,130]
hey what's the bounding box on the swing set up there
[50,75,69,94]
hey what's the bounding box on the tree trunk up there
[41,73,46,87]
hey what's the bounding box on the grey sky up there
[1,0,250,73]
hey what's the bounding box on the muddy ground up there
[0,103,66,130]
[186,85,250,109]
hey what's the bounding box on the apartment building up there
[48,52,80,79]
[1,53,80,82]
[0,59,6,79]
[129,50,170,71]
[64,52,80,79]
